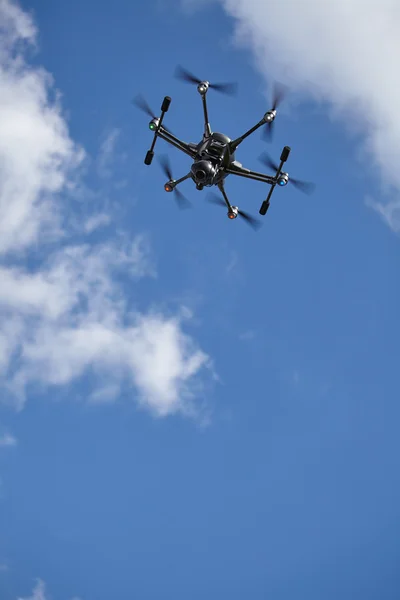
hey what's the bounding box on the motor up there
[227,206,238,219]
[277,172,289,186]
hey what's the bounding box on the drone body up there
[135,67,314,229]
[190,132,234,189]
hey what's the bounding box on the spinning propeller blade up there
[174,66,202,85]
[263,123,275,142]
[207,193,261,231]
[132,95,173,133]
[207,193,226,208]
[263,82,288,141]
[237,210,262,230]
[175,66,238,96]
[288,177,316,195]
[208,81,238,95]
[259,152,279,172]
[174,187,191,209]
[259,152,315,195]
[271,82,287,111]
[132,94,156,118]
[159,154,173,181]
[159,155,192,210]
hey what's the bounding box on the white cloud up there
[1,228,209,418]
[0,0,84,255]
[0,0,36,48]
[211,0,400,232]
[366,194,400,233]
[17,579,81,600]
[0,0,212,418]
[0,431,17,447]
[17,579,46,600]
[97,127,122,178]
[17,579,77,600]
[84,212,111,233]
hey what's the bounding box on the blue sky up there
[0,0,400,598]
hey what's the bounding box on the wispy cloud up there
[83,212,111,233]
[0,0,212,418]
[0,432,17,447]
[97,127,122,178]
[18,579,47,600]
[17,578,81,600]
[225,251,238,275]
[239,330,255,341]
[212,0,400,232]
[366,194,400,234]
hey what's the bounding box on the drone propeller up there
[259,152,315,195]
[158,155,191,210]
[207,193,261,231]
[174,66,238,96]
[262,82,288,141]
[132,94,173,133]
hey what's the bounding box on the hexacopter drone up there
[134,66,314,230]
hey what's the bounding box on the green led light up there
[149,122,156,131]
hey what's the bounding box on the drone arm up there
[156,128,197,159]
[173,173,192,186]
[229,119,265,152]
[217,180,233,210]
[201,94,212,138]
[225,164,276,185]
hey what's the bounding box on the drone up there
[134,66,314,230]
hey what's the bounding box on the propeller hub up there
[164,181,174,192]
[277,172,289,186]
[264,110,276,123]
[228,206,239,219]
[149,118,159,131]
[197,81,209,95]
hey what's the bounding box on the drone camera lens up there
[196,170,206,180]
